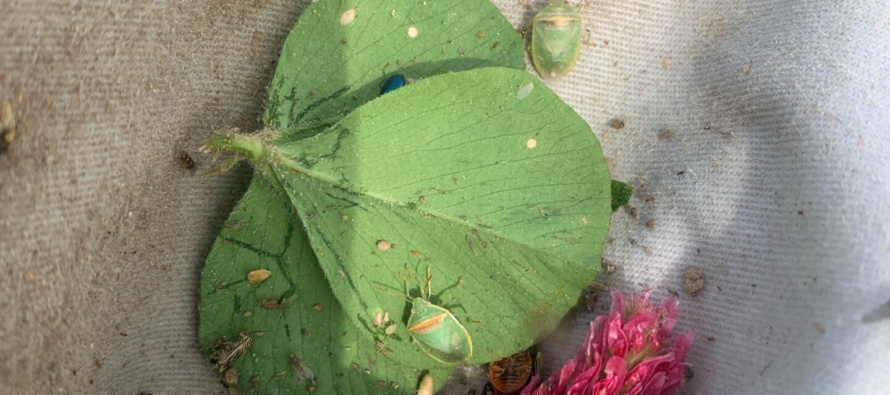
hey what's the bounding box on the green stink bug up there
[531,0,582,78]
[405,267,473,364]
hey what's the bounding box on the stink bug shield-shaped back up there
[403,268,473,365]
[531,0,582,78]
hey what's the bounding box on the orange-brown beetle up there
[487,351,534,394]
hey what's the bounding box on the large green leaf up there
[264,0,525,131]
[199,176,452,394]
[199,0,527,393]
[205,67,612,367]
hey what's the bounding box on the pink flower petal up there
[518,291,694,395]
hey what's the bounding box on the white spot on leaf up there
[517,83,534,100]
[340,8,356,26]
[407,26,418,38]
[526,138,538,149]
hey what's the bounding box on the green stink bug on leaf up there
[405,268,473,365]
[531,0,582,78]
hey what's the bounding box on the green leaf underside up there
[199,176,452,394]
[253,67,611,364]
[265,0,525,131]
[610,180,634,212]
[200,0,528,392]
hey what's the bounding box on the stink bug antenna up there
[375,283,411,303]
[424,266,434,300]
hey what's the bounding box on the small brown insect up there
[211,332,254,372]
[178,149,195,170]
[313,303,324,311]
[410,250,422,257]
[608,119,625,130]
[488,351,534,395]
[658,129,674,140]
[375,340,393,356]
[289,353,316,386]
[646,219,656,230]
[259,298,289,310]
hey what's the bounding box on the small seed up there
[683,267,705,296]
[376,240,393,251]
[247,269,271,284]
[417,374,434,395]
[340,8,356,25]
[224,368,239,386]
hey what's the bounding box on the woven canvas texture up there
[1,1,888,394]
